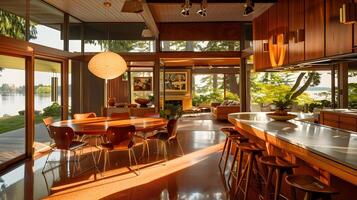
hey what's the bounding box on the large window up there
[161,41,240,52]
[250,70,334,112]
[348,65,357,109]
[29,0,64,50]
[0,1,27,41]
[193,73,240,106]
[85,40,154,52]
[0,54,26,164]
[34,59,61,151]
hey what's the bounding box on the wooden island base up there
[229,113,357,200]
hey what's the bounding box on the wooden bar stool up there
[227,135,249,187]
[219,127,242,173]
[234,142,265,200]
[259,156,298,200]
[285,175,338,200]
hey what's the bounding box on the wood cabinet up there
[354,24,357,49]
[276,0,289,65]
[288,0,305,63]
[253,10,270,71]
[320,111,357,132]
[326,0,353,56]
[305,0,325,60]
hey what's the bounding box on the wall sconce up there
[340,2,356,24]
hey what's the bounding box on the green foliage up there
[35,85,51,95]
[0,115,45,134]
[160,103,182,120]
[225,91,240,101]
[0,10,37,40]
[348,83,357,108]
[86,40,152,52]
[43,102,61,117]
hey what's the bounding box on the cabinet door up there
[253,15,263,71]
[354,24,357,49]
[326,0,353,56]
[289,0,305,63]
[261,11,270,69]
[276,0,289,65]
[305,0,325,60]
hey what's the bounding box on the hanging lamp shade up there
[88,51,127,80]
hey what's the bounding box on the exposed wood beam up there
[158,51,241,58]
[140,1,159,38]
[146,0,276,3]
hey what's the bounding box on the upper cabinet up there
[253,0,356,71]
[305,0,325,60]
[288,0,305,63]
[326,0,353,56]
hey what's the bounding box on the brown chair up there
[42,117,55,146]
[73,112,97,120]
[100,125,139,175]
[42,126,87,174]
[111,112,130,119]
[147,119,184,162]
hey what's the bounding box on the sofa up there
[211,100,240,120]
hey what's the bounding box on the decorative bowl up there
[266,113,297,121]
[135,98,150,107]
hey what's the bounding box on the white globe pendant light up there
[88,51,127,80]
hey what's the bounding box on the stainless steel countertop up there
[228,112,357,170]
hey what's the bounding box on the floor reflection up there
[0,114,232,200]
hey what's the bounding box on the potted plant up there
[160,103,183,120]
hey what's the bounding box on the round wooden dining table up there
[50,117,167,135]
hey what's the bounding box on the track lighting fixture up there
[197,0,207,17]
[181,0,192,17]
[243,0,254,17]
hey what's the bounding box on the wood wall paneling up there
[288,0,305,63]
[355,24,357,48]
[326,0,353,56]
[277,0,289,65]
[253,15,262,70]
[261,11,270,69]
[107,76,129,103]
[305,0,325,60]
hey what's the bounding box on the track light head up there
[181,0,191,17]
[243,0,254,16]
[197,0,208,17]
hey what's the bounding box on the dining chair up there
[99,125,139,175]
[42,117,55,146]
[111,112,130,119]
[147,119,184,162]
[73,112,102,144]
[42,126,87,175]
[73,112,97,120]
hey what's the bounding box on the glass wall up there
[250,70,333,112]
[69,16,82,53]
[34,59,61,151]
[161,41,240,52]
[348,65,357,109]
[0,54,26,164]
[0,0,27,40]
[85,40,154,52]
[130,68,154,105]
[29,0,64,50]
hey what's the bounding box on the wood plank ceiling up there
[44,0,144,22]
[149,3,273,22]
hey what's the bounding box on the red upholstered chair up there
[100,125,139,175]
[111,112,130,120]
[147,119,184,161]
[42,126,87,174]
[73,112,97,120]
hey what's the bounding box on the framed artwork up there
[164,72,187,92]
[133,77,152,91]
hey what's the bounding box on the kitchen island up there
[228,112,357,198]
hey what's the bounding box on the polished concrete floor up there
[0,114,261,200]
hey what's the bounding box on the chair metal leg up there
[219,138,229,165]
[129,148,140,176]
[42,151,53,173]
[146,140,150,157]
[176,138,184,156]
[274,169,283,200]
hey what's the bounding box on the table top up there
[228,112,357,170]
[51,117,167,134]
